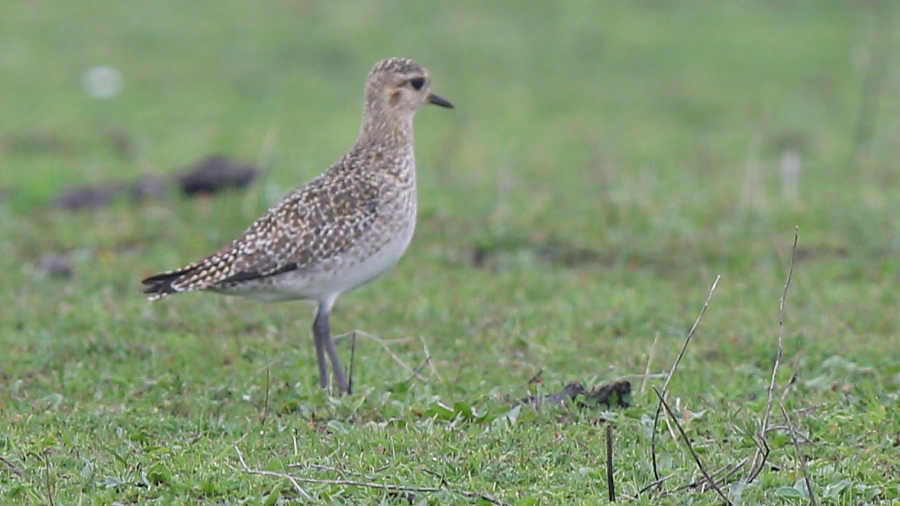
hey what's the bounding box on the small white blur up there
[82,66,124,99]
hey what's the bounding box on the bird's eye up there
[408,77,425,90]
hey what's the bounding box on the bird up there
[141,57,453,394]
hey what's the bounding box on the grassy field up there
[2,1,900,504]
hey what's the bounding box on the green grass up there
[2,1,900,504]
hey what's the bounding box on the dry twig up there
[747,227,798,483]
[781,405,818,505]
[526,368,544,385]
[405,337,440,385]
[236,447,506,505]
[661,275,721,396]
[0,455,30,480]
[765,424,813,445]
[337,331,427,382]
[650,275,721,482]
[418,335,442,382]
[288,461,375,479]
[672,457,748,495]
[235,447,312,501]
[639,458,748,501]
[655,389,733,506]
[606,423,616,501]
[636,472,676,496]
[22,451,56,506]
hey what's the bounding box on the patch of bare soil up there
[50,154,258,211]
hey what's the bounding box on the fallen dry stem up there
[672,458,748,495]
[765,424,813,445]
[235,447,312,501]
[526,368,544,385]
[405,336,441,385]
[0,455,31,480]
[236,447,506,505]
[418,335,442,382]
[636,472,676,496]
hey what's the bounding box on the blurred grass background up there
[1,0,899,503]
[4,1,898,204]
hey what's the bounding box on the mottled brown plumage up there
[142,57,452,393]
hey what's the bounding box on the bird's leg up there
[323,325,348,394]
[312,304,330,389]
[312,301,349,394]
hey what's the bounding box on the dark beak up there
[427,92,454,109]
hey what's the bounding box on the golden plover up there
[142,57,453,394]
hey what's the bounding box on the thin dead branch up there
[0,455,30,480]
[337,331,426,382]
[418,335,442,382]
[636,472,676,496]
[661,275,721,395]
[671,458,748,495]
[654,388,733,506]
[405,336,441,385]
[781,405,818,505]
[647,458,749,502]
[748,227,798,483]
[765,424,813,445]
[779,371,798,404]
[26,451,55,506]
[235,447,506,504]
[235,447,312,501]
[288,462,376,480]
[716,457,749,488]
[405,354,432,384]
[606,423,616,502]
[650,275,721,482]
[234,446,506,505]
[659,402,681,448]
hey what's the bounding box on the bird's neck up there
[354,105,415,156]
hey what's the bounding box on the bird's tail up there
[141,265,201,301]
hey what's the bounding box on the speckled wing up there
[141,167,380,299]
